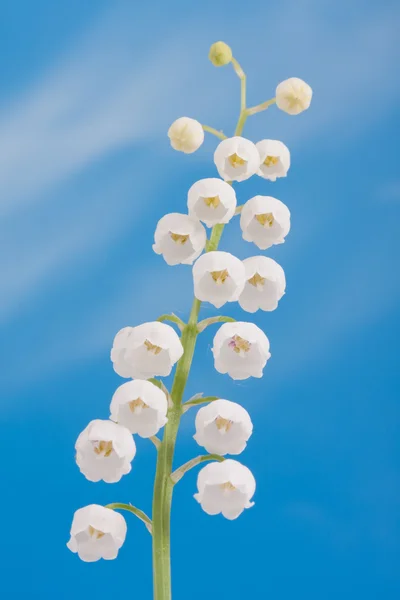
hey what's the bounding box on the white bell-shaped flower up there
[193,251,246,308]
[111,322,184,379]
[238,256,286,313]
[256,139,290,181]
[212,321,271,380]
[194,459,256,520]
[214,136,259,182]
[194,399,253,455]
[67,504,127,562]
[168,117,204,153]
[110,379,168,438]
[187,178,237,228]
[153,213,206,266]
[75,419,136,483]
[240,195,291,250]
[275,77,312,115]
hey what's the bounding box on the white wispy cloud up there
[1,0,399,397]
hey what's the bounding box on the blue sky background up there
[1,0,399,598]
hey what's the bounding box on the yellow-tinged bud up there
[208,41,232,67]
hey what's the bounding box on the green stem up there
[106,503,153,534]
[197,315,236,333]
[202,124,227,140]
[246,97,276,116]
[157,314,186,331]
[182,395,219,413]
[171,454,225,484]
[152,299,201,600]
[235,109,248,136]
[152,53,249,600]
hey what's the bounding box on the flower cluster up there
[67,40,312,576]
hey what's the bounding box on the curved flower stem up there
[197,315,236,333]
[231,57,246,111]
[206,223,225,252]
[182,395,219,413]
[171,454,225,484]
[157,313,186,331]
[234,204,244,215]
[106,503,153,534]
[231,56,248,137]
[247,97,276,116]
[149,436,161,450]
[202,124,227,140]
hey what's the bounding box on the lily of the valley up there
[214,136,259,182]
[275,77,312,115]
[67,504,127,562]
[75,420,136,483]
[153,212,206,265]
[194,459,256,520]
[187,178,237,227]
[192,251,246,308]
[212,321,271,380]
[194,399,253,455]
[240,195,291,250]
[168,117,204,153]
[111,322,184,379]
[110,379,168,438]
[256,139,290,181]
[239,256,286,313]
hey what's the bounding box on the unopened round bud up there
[209,41,232,67]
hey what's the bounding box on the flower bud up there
[275,77,312,115]
[208,41,232,67]
[168,117,204,154]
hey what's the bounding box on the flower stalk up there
[68,37,313,600]
[151,55,250,599]
[106,503,153,534]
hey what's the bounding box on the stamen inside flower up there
[220,481,236,491]
[170,232,189,245]
[263,155,279,167]
[128,397,148,413]
[215,416,234,432]
[144,340,162,355]
[228,335,251,355]
[210,269,229,284]
[248,272,266,290]
[88,525,105,539]
[255,212,274,228]
[203,195,221,209]
[92,440,113,457]
[228,153,246,168]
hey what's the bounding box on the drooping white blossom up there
[256,139,290,181]
[212,321,271,380]
[240,195,291,250]
[194,399,253,455]
[238,256,286,313]
[153,213,207,266]
[67,504,127,562]
[214,136,259,182]
[168,117,204,153]
[75,419,136,483]
[194,459,256,520]
[192,251,246,308]
[110,379,168,438]
[111,322,184,379]
[275,77,312,115]
[187,178,237,228]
